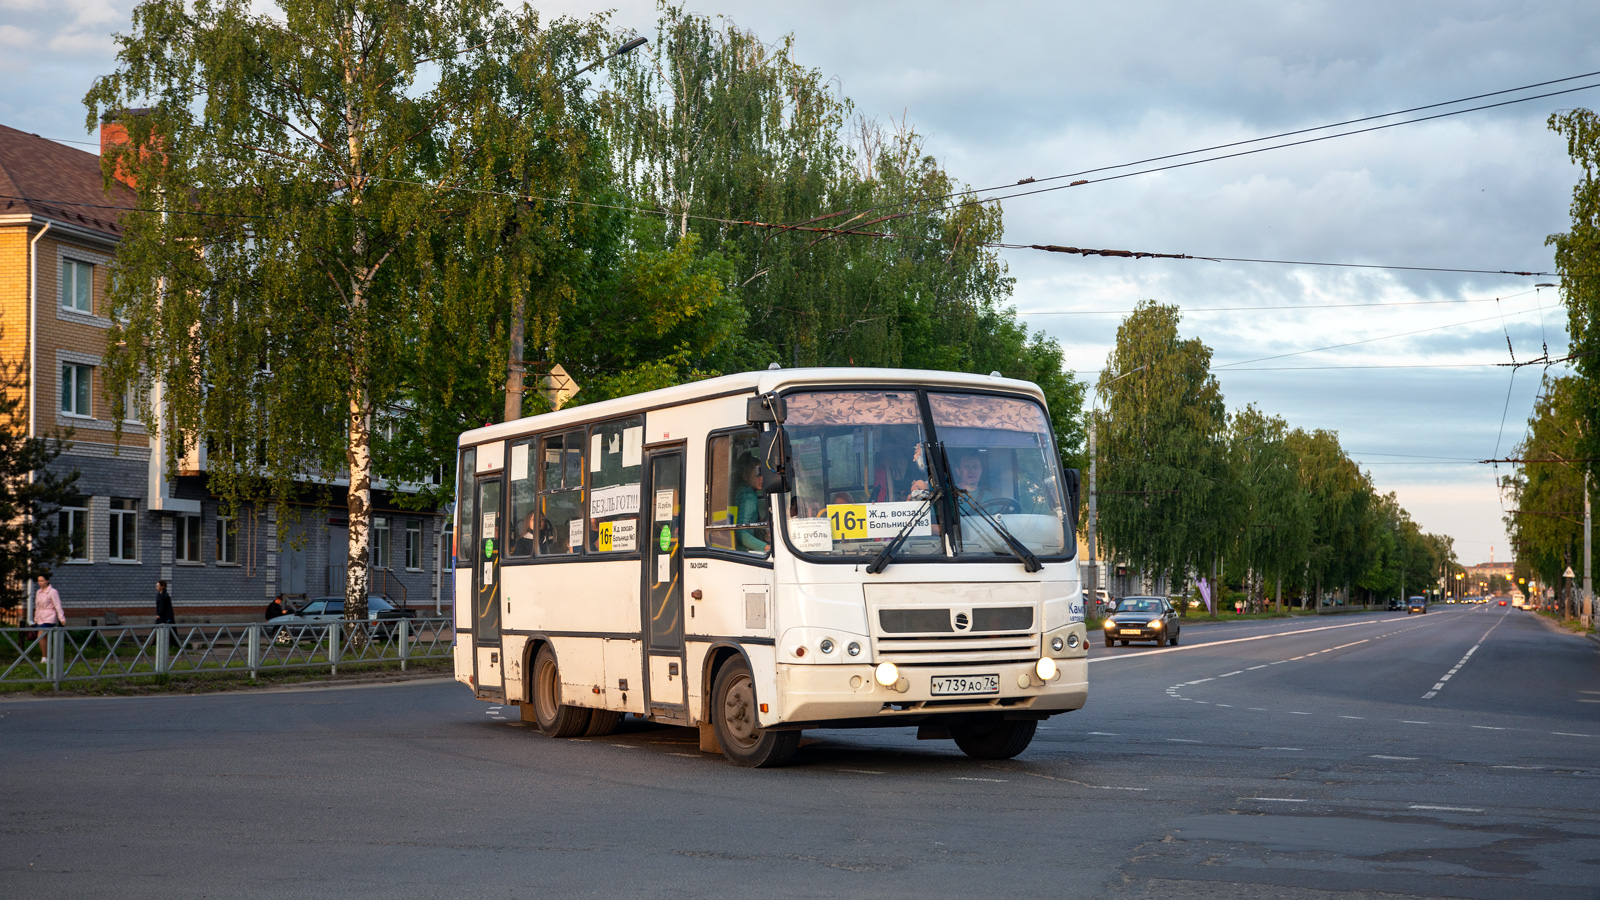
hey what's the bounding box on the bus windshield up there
[782,389,1070,561]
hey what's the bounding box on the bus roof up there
[459,367,1047,447]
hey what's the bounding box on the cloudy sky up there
[4,0,1597,568]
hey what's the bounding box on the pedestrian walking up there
[155,580,178,649]
[264,594,289,620]
[33,574,63,662]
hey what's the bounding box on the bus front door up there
[473,476,504,697]
[643,447,687,720]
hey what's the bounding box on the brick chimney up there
[100,108,154,189]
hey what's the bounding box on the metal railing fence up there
[0,617,454,690]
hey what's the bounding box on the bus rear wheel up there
[712,658,799,767]
[950,716,1037,760]
[532,645,592,737]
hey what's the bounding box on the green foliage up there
[1097,300,1228,580]
[0,329,79,609]
[1502,374,1584,591]
[1547,109,1600,484]
[1228,405,1311,605]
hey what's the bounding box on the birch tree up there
[86,0,507,620]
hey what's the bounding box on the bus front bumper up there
[769,658,1087,727]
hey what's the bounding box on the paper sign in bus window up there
[622,427,643,467]
[510,444,529,481]
[590,483,641,519]
[599,518,637,552]
[827,502,930,540]
[789,517,833,552]
[568,518,583,548]
[654,490,675,521]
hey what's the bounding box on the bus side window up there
[507,439,537,558]
[456,447,476,568]
[706,431,769,555]
[538,431,585,556]
[588,416,643,554]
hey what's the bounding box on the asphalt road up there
[2,606,1596,899]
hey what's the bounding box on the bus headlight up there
[1066,633,1080,650]
[874,662,899,687]
[1035,658,1058,681]
[846,642,861,657]
[1050,636,1065,652]
[820,639,835,654]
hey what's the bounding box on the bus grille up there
[873,631,1039,665]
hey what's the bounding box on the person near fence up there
[155,580,179,650]
[265,594,289,620]
[33,574,63,662]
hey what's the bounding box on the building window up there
[60,364,92,417]
[372,516,391,570]
[176,514,202,563]
[405,520,422,570]
[216,515,238,564]
[58,497,88,561]
[109,498,138,561]
[60,259,93,313]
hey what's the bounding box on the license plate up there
[930,674,1000,696]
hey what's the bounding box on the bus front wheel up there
[950,716,1037,760]
[532,645,592,738]
[712,658,799,767]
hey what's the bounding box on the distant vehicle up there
[268,594,414,640]
[1386,598,1405,611]
[1103,596,1180,647]
[1498,598,1509,606]
[1406,596,1427,615]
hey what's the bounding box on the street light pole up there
[1584,470,1592,628]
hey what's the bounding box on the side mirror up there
[757,427,792,493]
[747,393,786,425]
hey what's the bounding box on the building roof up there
[0,122,132,240]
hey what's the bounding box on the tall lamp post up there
[504,36,648,422]
[1086,364,1146,615]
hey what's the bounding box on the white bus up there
[453,368,1088,766]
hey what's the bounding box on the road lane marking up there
[1089,616,1415,664]
[1167,738,1203,743]
[1289,711,1311,715]
[1215,703,1233,707]
[668,752,700,758]
[1553,732,1595,737]
[1371,755,1419,760]
[1409,805,1482,812]
[1471,725,1504,730]
[1432,683,1446,691]
[1219,671,1244,677]
[1187,678,1215,684]
[1340,716,1364,719]
[1248,707,1267,711]
[1244,797,1307,803]
[953,777,1007,782]
[1260,747,1305,751]
[840,768,884,775]
[1247,665,1269,670]
[1493,765,1542,769]
[1088,732,1120,735]
[1420,609,1508,700]
[1402,721,1431,725]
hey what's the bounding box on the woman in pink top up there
[34,574,64,659]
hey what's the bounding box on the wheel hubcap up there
[722,675,758,747]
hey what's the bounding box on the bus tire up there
[531,645,592,738]
[950,716,1036,760]
[712,658,799,767]
[584,709,623,737]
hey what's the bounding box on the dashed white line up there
[1339,716,1364,720]
[1553,732,1595,737]
[1219,671,1244,678]
[1247,707,1267,711]
[839,768,885,775]
[1371,754,1419,760]
[1288,711,1312,715]
[1410,805,1483,813]
[1402,721,1431,725]
[1088,732,1120,736]
[1244,797,1307,803]
[1471,725,1504,731]
[1167,738,1203,743]
[953,777,1007,782]
[1247,665,1269,670]
[1260,747,1305,751]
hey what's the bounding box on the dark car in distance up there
[1103,596,1181,647]
[1406,596,1427,614]
[268,595,415,640]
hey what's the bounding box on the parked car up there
[1103,596,1181,647]
[1406,596,1427,614]
[1386,598,1405,611]
[268,595,414,640]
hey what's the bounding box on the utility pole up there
[1086,364,1146,613]
[1585,470,1593,628]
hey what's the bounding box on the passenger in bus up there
[870,435,930,502]
[513,511,540,557]
[951,449,998,505]
[734,455,771,553]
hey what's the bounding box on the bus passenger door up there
[473,476,504,697]
[642,447,687,720]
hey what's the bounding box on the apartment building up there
[1,122,452,625]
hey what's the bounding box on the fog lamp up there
[1035,657,1058,681]
[874,662,899,687]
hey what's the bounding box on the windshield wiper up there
[865,488,939,575]
[955,492,1042,573]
